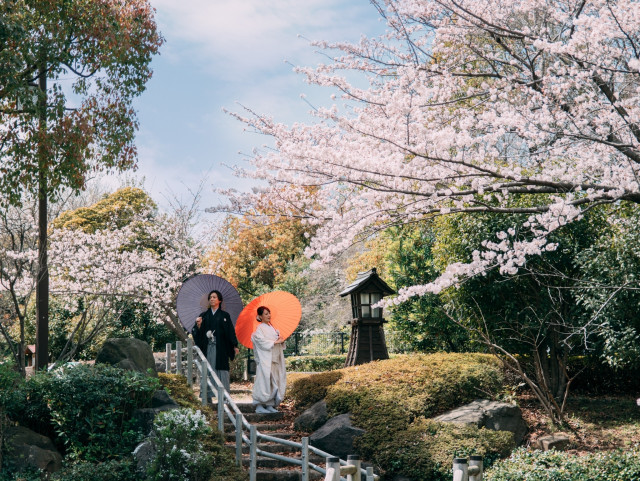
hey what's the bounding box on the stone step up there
[256,469,323,481]
[242,455,325,469]
[224,443,312,456]
[225,431,297,442]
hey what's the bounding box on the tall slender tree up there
[0,0,162,368]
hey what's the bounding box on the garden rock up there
[310,413,365,459]
[95,337,158,377]
[132,405,179,435]
[133,439,157,474]
[155,360,166,373]
[151,389,178,408]
[294,400,328,432]
[434,399,527,445]
[3,426,62,473]
[534,433,570,451]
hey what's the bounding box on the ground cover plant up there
[287,353,512,480]
[485,446,640,481]
[157,374,247,481]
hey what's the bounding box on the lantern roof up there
[339,268,395,297]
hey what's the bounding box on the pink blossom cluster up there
[225,0,640,301]
[48,211,201,319]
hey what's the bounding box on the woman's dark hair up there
[257,306,270,316]
[208,290,223,302]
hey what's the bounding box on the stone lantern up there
[339,268,395,366]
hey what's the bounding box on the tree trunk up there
[35,63,49,370]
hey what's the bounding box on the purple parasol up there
[176,274,244,333]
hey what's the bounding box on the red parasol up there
[235,291,302,349]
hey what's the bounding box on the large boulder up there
[434,399,527,445]
[3,426,62,473]
[294,400,328,432]
[151,389,178,408]
[310,414,365,460]
[95,338,158,377]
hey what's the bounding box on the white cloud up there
[151,0,381,78]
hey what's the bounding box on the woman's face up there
[258,309,271,323]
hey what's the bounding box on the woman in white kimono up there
[251,306,287,414]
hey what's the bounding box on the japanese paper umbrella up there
[176,274,243,333]
[235,291,302,349]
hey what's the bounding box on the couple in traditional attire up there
[192,292,287,413]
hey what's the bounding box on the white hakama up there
[251,323,287,407]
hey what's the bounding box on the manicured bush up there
[286,370,343,408]
[371,419,514,481]
[286,355,346,372]
[287,353,510,479]
[485,447,640,480]
[8,364,159,461]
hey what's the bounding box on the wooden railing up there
[165,341,379,481]
[453,456,484,481]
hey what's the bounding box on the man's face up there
[209,292,221,309]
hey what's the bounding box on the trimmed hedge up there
[286,353,509,480]
[485,447,640,480]
[286,355,346,372]
[286,371,343,409]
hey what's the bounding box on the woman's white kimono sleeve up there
[251,323,287,406]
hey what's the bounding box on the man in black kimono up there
[193,289,239,393]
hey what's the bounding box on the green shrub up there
[287,353,509,479]
[286,371,343,408]
[485,447,640,480]
[147,408,214,481]
[286,355,346,372]
[8,364,159,461]
[369,419,514,481]
[50,459,138,481]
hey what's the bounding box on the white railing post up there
[186,339,193,386]
[175,340,182,376]
[453,458,469,481]
[347,455,361,481]
[301,436,309,481]
[250,425,257,481]
[200,360,208,405]
[235,413,243,466]
[366,466,374,481]
[469,456,483,481]
[326,457,340,481]
[165,343,171,373]
[217,385,225,433]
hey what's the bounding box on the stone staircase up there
[215,384,325,481]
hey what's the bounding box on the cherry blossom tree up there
[47,209,201,361]
[226,0,640,302]
[1,192,202,369]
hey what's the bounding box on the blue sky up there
[109,0,386,215]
